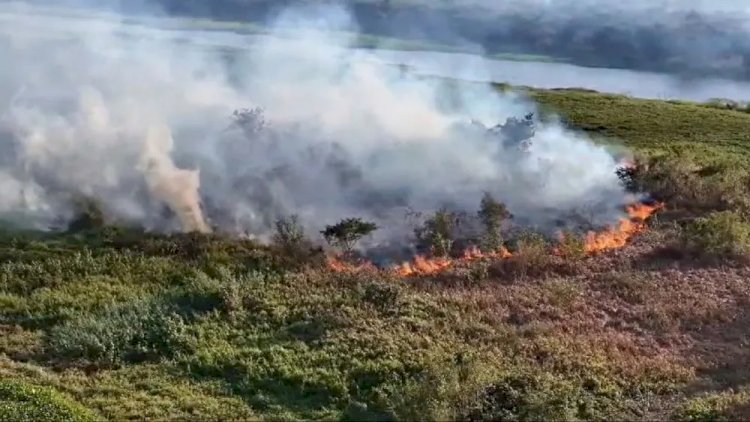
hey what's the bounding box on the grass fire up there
[327,201,666,277]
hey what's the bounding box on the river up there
[3,2,750,103]
[368,50,750,103]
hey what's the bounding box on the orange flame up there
[326,256,376,273]
[583,202,664,254]
[328,202,664,276]
[393,246,513,277]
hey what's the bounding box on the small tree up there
[273,215,325,269]
[321,218,378,253]
[477,193,512,252]
[67,197,106,232]
[273,215,305,252]
[415,209,459,257]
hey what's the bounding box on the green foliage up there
[672,388,750,422]
[477,193,512,252]
[0,380,97,422]
[67,197,106,233]
[415,209,459,257]
[462,371,604,422]
[272,215,323,269]
[273,215,305,249]
[360,281,402,314]
[505,232,552,279]
[321,218,378,252]
[557,231,587,260]
[47,300,193,367]
[681,211,750,258]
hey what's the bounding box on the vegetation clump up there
[0,380,97,422]
[47,300,193,367]
[477,192,512,252]
[321,218,378,253]
[681,210,750,259]
[415,209,460,257]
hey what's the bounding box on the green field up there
[3,87,750,421]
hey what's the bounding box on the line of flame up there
[328,202,664,277]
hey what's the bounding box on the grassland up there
[3,87,750,421]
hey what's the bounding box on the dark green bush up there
[66,197,106,233]
[47,300,193,367]
[0,379,97,422]
[321,218,378,253]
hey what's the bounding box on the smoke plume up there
[0,1,638,257]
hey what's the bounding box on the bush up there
[680,211,750,258]
[272,215,323,269]
[672,389,750,422]
[556,231,587,261]
[379,352,500,422]
[634,156,706,206]
[67,197,106,233]
[623,155,750,213]
[361,281,401,314]
[461,372,597,422]
[273,215,306,250]
[47,300,193,367]
[0,379,97,422]
[504,232,552,279]
[415,209,460,257]
[384,358,619,422]
[477,193,512,252]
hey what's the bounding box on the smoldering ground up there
[0,1,638,257]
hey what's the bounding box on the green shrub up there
[477,193,512,252]
[556,231,587,261]
[272,215,324,269]
[273,215,306,250]
[504,232,552,279]
[461,372,589,422]
[636,156,707,207]
[361,281,402,314]
[384,359,617,422]
[681,211,750,258]
[0,379,97,422]
[379,352,501,422]
[672,389,750,422]
[47,300,193,367]
[66,197,106,233]
[626,155,750,213]
[415,210,460,257]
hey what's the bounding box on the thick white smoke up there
[0,1,635,254]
